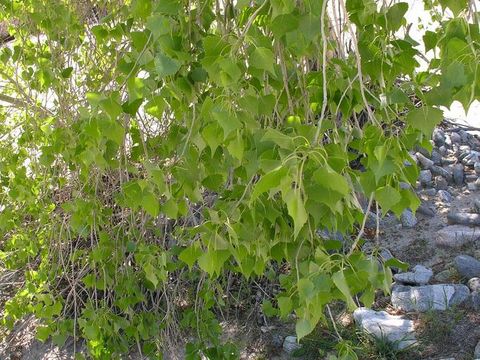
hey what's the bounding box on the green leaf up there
[277,297,293,317]
[296,318,314,340]
[384,2,408,31]
[375,185,401,213]
[141,190,159,217]
[251,166,289,200]
[312,167,349,196]
[270,14,299,38]
[179,245,202,268]
[100,96,122,120]
[250,47,276,76]
[212,110,242,139]
[442,62,468,88]
[143,263,158,288]
[439,0,468,16]
[261,128,295,150]
[284,189,308,239]
[145,96,166,119]
[405,106,443,136]
[297,278,315,301]
[332,270,357,310]
[154,53,181,78]
[146,14,171,39]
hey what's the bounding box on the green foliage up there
[0,0,477,358]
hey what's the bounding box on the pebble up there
[475,340,480,359]
[416,152,434,169]
[417,204,435,217]
[394,265,433,285]
[468,182,478,191]
[283,336,301,354]
[423,188,437,196]
[433,129,446,147]
[401,209,417,228]
[391,284,470,312]
[474,199,480,213]
[468,277,480,292]
[431,149,443,165]
[453,163,465,185]
[466,174,479,183]
[434,269,454,282]
[475,162,480,175]
[450,132,462,144]
[439,146,448,156]
[447,212,480,226]
[353,308,416,350]
[436,225,480,247]
[438,189,453,202]
[454,255,480,279]
[435,175,448,190]
[419,170,433,184]
[431,165,453,182]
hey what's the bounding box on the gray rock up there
[431,149,443,165]
[450,132,462,144]
[417,204,435,217]
[399,182,411,190]
[469,291,480,311]
[454,255,480,279]
[353,308,416,350]
[463,151,480,166]
[435,176,448,190]
[447,212,480,226]
[466,174,479,183]
[459,129,470,143]
[433,129,446,147]
[416,152,434,169]
[436,225,480,247]
[468,182,478,191]
[474,199,480,213]
[475,340,480,359]
[401,209,417,228]
[439,146,448,155]
[438,189,453,202]
[423,188,437,196]
[419,170,433,184]
[394,265,433,285]
[431,165,453,182]
[317,229,345,242]
[391,284,470,312]
[434,269,454,283]
[283,336,301,355]
[474,162,480,175]
[468,277,480,292]
[453,163,465,185]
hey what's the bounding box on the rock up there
[468,277,480,292]
[283,336,301,355]
[459,130,470,143]
[419,170,433,184]
[475,162,480,175]
[466,174,479,183]
[434,269,454,282]
[439,146,448,156]
[433,129,446,147]
[468,182,478,191]
[450,132,462,144]
[435,176,448,190]
[438,189,453,202]
[416,152,434,169]
[474,340,480,359]
[417,204,435,217]
[423,188,437,196]
[271,334,284,348]
[447,212,480,226]
[436,225,480,247]
[431,165,453,182]
[453,164,464,185]
[469,291,480,311]
[431,149,443,165]
[401,209,417,228]
[474,199,480,213]
[394,265,433,285]
[454,255,480,279]
[399,182,411,190]
[317,229,345,242]
[353,308,416,350]
[391,284,470,312]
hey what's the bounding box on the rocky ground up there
[2,122,480,359]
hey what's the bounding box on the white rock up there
[436,225,480,247]
[282,336,301,355]
[391,284,470,312]
[394,265,433,285]
[353,308,416,350]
